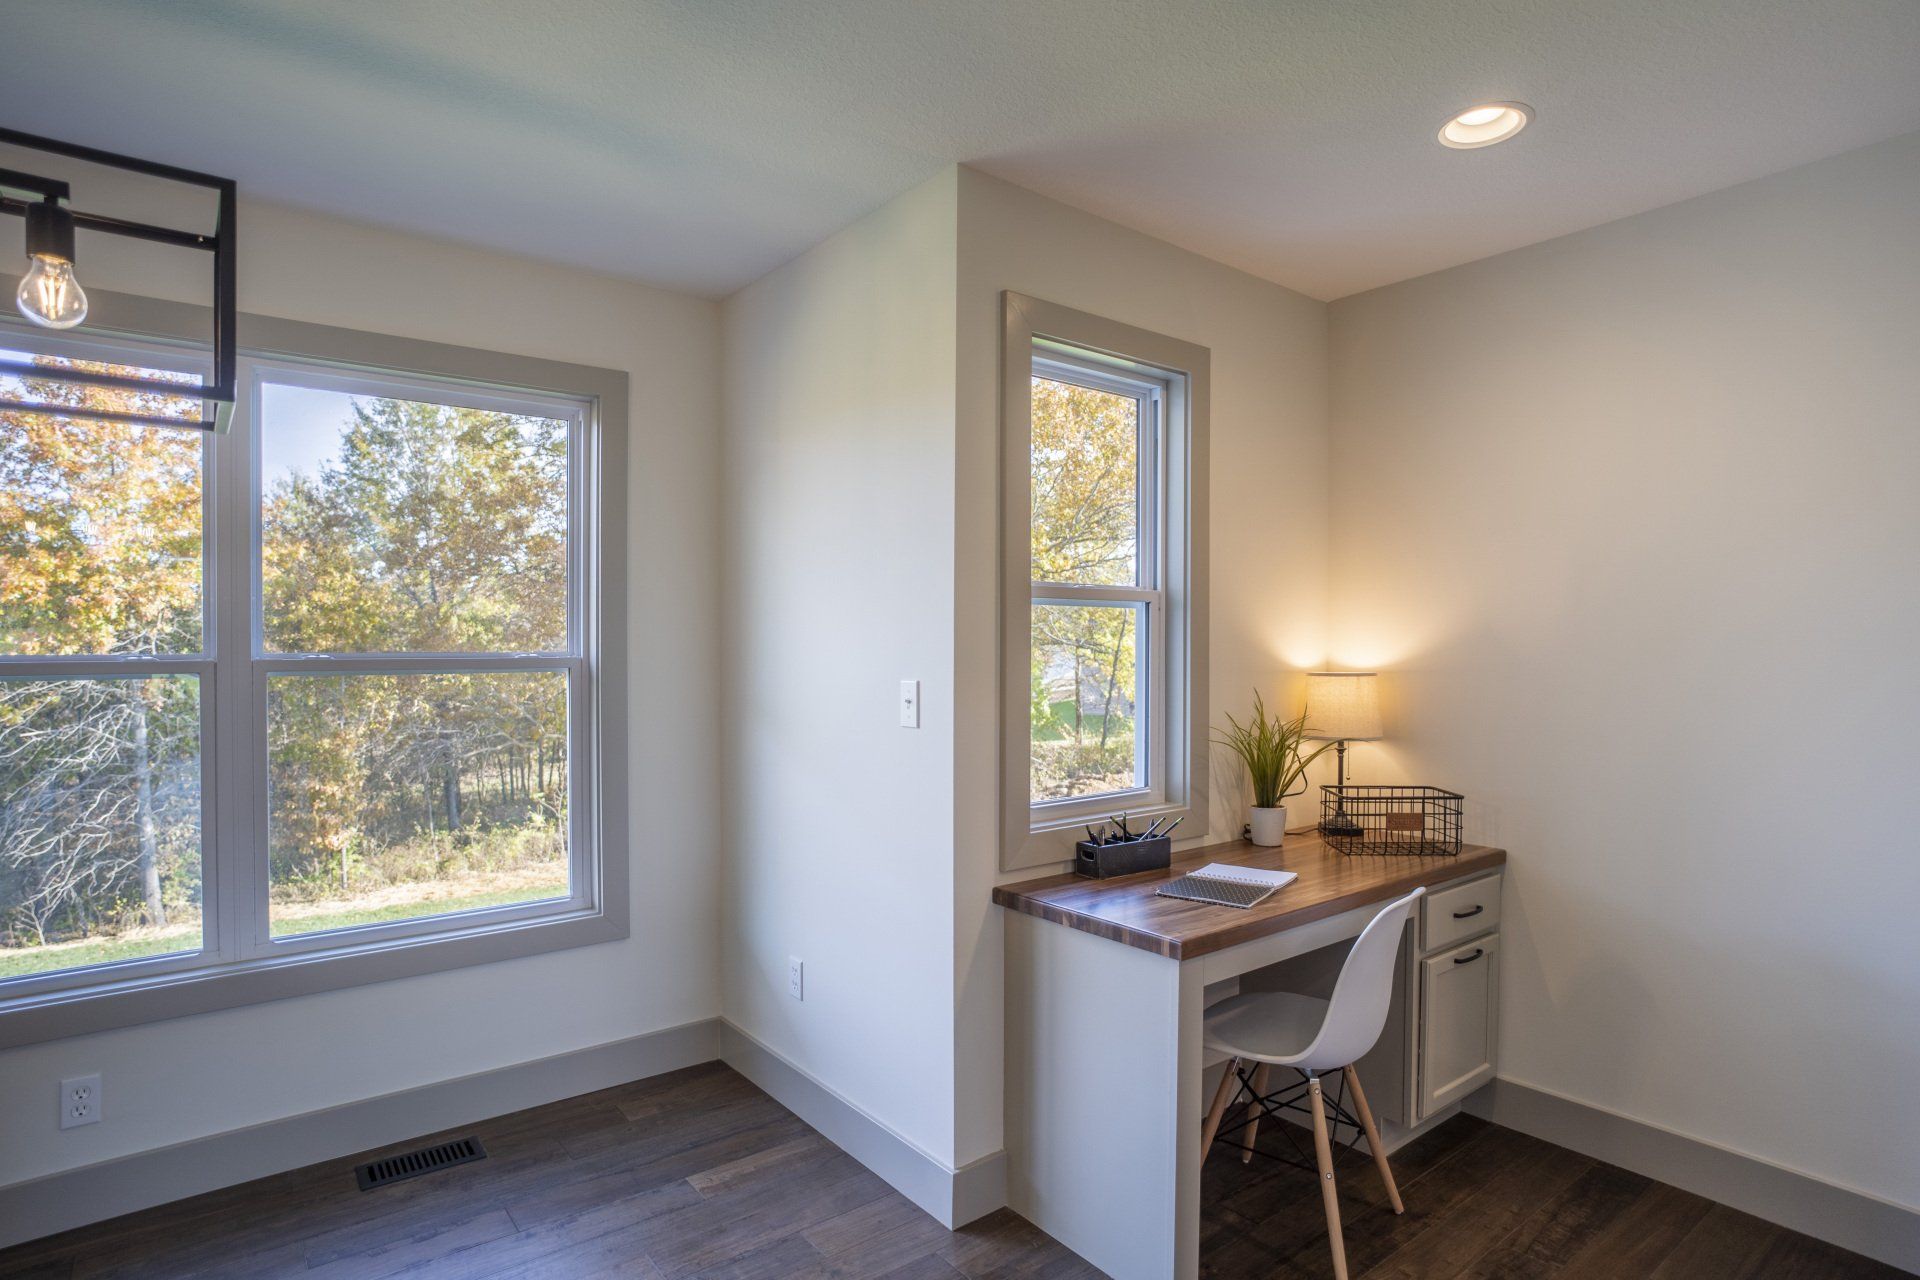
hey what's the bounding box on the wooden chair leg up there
[1308,1074,1349,1280]
[1344,1064,1404,1214]
[1240,1062,1272,1163]
[1200,1057,1240,1159]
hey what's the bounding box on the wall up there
[1327,131,1920,1211]
[719,171,963,1167]
[952,168,1330,1168]
[0,178,723,1188]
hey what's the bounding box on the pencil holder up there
[1073,836,1173,879]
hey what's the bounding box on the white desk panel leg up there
[1006,913,1205,1280]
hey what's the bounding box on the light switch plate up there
[899,679,920,729]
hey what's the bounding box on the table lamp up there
[1304,671,1382,837]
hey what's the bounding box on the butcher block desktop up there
[993,831,1506,959]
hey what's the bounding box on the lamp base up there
[1318,739,1364,837]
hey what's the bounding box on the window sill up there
[0,906,627,1049]
[1010,797,1201,873]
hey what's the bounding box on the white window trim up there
[1000,292,1209,871]
[0,290,630,1047]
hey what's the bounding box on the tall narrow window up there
[1028,356,1161,805]
[1001,294,1209,870]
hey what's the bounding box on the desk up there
[995,833,1506,1280]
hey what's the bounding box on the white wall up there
[952,169,1330,1167]
[0,190,722,1187]
[719,171,963,1166]
[1327,131,1920,1210]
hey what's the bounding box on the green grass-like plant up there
[1215,690,1337,810]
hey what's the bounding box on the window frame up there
[0,290,629,1047]
[1000,292,1209,871]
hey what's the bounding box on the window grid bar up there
[252,654,581,674]
[0,657,215,677]
[1031,584,1161,606]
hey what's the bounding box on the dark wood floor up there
[0,1062,1902,1279]
[1199,1089,1906,1279]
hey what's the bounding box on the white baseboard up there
[1466,1077,1920,1274]
[717,1020,1005,1229]
[0,1014,1011,1254]
[0,1017,721,1251]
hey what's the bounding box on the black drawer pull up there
[1451,905,1484,919]
[1453,948,1485,965]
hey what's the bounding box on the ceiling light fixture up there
[1438,102,1532,149]
[0,127,236,431]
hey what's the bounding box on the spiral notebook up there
[1155,862,1298,909]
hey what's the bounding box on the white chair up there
[1199,886,1423,1280]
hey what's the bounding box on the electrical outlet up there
[61,1073,101,1130]
[788,956,804,1001]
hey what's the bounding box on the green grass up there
[0,929,199,979]
[0,877,572,979]
[269,879,569,938]
[1033,700,1132,743]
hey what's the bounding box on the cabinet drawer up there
[1422,873,1500,953]
[1417,933,1499,1120]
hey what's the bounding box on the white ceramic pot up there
[1248,805,1287,847]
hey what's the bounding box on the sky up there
[260,382,357,486]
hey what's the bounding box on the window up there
[1028,357,1159,804]
[252,370,582,944]
[1001,294,1209,870]
[0,307,627,1043]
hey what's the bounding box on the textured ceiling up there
[3,0,1918,299]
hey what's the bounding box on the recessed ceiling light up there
[1439,102,1532,149]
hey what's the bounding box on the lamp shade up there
[1303,672,1382,741]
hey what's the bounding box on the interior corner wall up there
[719,169,963,1168]
[1326,130,1920,1212]
[951,167,1331,1169]
[0,180,724,1188]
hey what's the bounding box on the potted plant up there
[1216,691,1337,846]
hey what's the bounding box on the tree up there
[1,357,203,944]
[1027,376,1142,798]
[3,357,573,965]
[258,397,569,897]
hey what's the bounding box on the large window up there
[1001,294,1209,870]
[0,309,625,1042]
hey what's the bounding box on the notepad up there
[1155,863,1298,909]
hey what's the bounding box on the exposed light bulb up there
[17,199,87,329]
[17,254,88,329]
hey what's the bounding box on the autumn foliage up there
[1,356,570,972]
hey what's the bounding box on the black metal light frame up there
[0,127,236,431]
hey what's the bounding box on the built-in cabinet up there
[1417,930,1499,1117]
[1408,870,1501,1121]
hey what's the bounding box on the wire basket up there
[1320,785,1463,856]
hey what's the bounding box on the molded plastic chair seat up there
[1204,990,1331,1066]
[1196,885,1425,1280]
